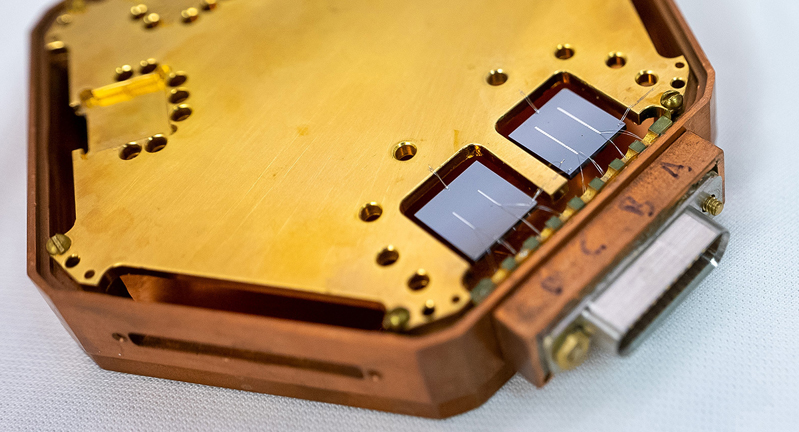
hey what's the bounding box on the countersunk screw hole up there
[393,142,417,161]
[139,58,159,74]
[168,72,188,87]
[635,70,659,87]
[377,246,399,266]
[486,69,508,86]
[555,44,575,60]
[169,88,190,104]
[408,270,430,291]
[606,52,626,69]
[171,105,193,122]
[65,255,81,268]
[119,143,142,160]
[671,78,686,89]
[115,65,133,81]
[146,135,168,153]
[359,203,383,222]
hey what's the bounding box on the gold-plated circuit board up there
[46,0,688,329]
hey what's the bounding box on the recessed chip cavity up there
[506,88,624,178]
[414,162,534,261]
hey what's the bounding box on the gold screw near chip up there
[660,90,684,113]
[702,196,724,216]
[182,8,200,23]
[56,14,73,26]
[143,13,161,28]
[201,0,218,11]
[383,308,410,332]
[553,327,592,371]
[46,234,72,256]
[130,4,148,19]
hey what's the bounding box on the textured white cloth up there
[1,1,797,430]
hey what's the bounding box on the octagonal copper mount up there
[28,0,719,418]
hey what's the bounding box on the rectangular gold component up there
[81,66,168,109]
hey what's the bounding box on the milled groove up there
[128,333,365,379]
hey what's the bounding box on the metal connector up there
[545,173,729,370]
[584,206,728,354]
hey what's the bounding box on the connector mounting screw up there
[554,327,591,371]
[702,196,724,216]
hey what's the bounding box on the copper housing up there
[28,0,720,418]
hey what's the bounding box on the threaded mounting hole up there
[555,44,575,60]
[636,71,659,87]
[393,142,418,161]
[169,88,190,104]
[168,72,188,87]
[65,255,80,268]
[408,270,430,291]
[119,143,142,160]
[171,105,193,122]
[486,69,508,86]
[146,135,168,153]
[376,246,399,266]
[359,203,383,222]
[671,78,686,89]
[606,52,627,69]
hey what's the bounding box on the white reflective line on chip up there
[534,126,579,155]
[557,107,602,135]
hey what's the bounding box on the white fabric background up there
[1,1,797,431]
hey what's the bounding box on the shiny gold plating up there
[46,0,688,328]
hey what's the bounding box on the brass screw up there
[702,196,724,216]
[45,41,67,54]
[201,0,218,11]
[143,13,161,28]
[130,4,148,19]
[56,14,73,26]
[67,0,86,13]
[46,234,72,256]
[181,8,200,23]
[383,307,410,331]
[660,90,684,112]
[553,327,591,371]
